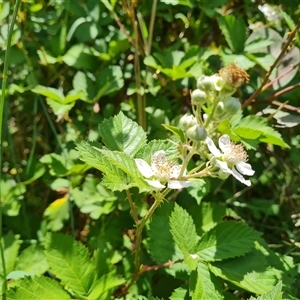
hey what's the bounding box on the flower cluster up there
[135,63,255,189]
[258,4,283,26]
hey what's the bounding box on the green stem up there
[126,190,139,224]
[0,1,21,297]
[133,20,146,130]
[179,149,195,178]
[134,192,164,273]
[147,0,157,55]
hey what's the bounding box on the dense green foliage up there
[1,0,300,299]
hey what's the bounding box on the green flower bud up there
[214,102,224,116]
[197,75,213,91]
[179,114,197,131]
[191,89,207,105]
[197,75,224,92]
[186,125,207,141]
[223,97,241,114]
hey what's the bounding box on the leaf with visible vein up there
[249,281,282,300]
[232,115,289,149]
[170,204,199,269]
[98,111,147,156]
[209,251,278,294]
[44,233,95,296]
[135,139,179,164]
[189,262,223,300]
[6,276,71,299]
[196,221,261,261]
[87,271,125,300]
[76,140,116,174]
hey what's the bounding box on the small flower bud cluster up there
[178,63,249,146]
[169,64,253,187]
[193,63,248,124]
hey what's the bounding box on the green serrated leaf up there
[170,204,198,269]
[253,281,283,300]
[147,203,183,263]
[101,172,135,192]
[170,287,189,300]
[189,262,223,300]
[189,202,237,235]
[135,140,179,164]
[0,233,20,276]
[231,115,289,149]
[209,251,278,294]
[16,245,48,275]
[195,221,261,261]
[87,271,125,299]
[218,15,246,53]
[98,112,147,156]
[44,233,95,296]
[254,240,296,292]
[98,149,141,180]
[76,141,148,192]
[76,140,118,174]
[6,276,71,299]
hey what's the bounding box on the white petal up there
[145,179,165,189]
[152,150,167,161]
[169,165,182,178]
[215,159,232,174]
[232,168,251,186]
[168,180,193,189]
[218,134,231,153]
[211,74,224,91]
[206,137,221,157]
[236,162,255,176]
[135,159,154,178]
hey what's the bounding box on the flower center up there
[150,153,173,181]
[223,142,248,166]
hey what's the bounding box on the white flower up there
[135,150,192,190]
[258,4,282,24]
[206,135,255,186]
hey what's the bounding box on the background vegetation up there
[1,0,300,299]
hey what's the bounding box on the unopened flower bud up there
[215,102,224,115]
[197,76,213,91]
[191,89,207,105]
[197,75,223,92]
[179,114,197,131]
[224,97,241,114]
[187,125,207,141]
